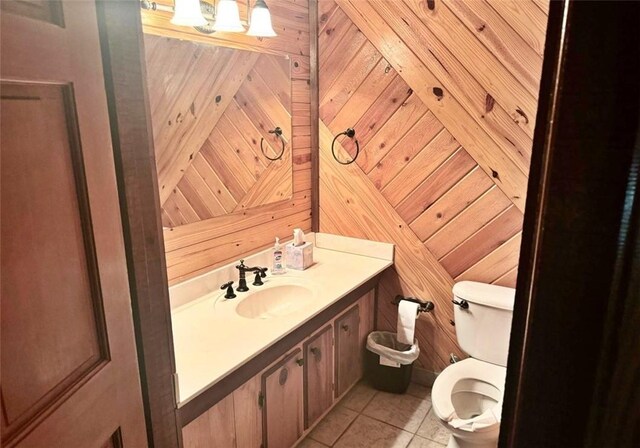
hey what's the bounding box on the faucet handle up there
[220,281,236,299]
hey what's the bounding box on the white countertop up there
[170,233,394,406]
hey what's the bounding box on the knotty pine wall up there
[145,35,293,227]
[141,0,312,285]
[318,0,549,371]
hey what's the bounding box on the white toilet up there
[431,281,515,448]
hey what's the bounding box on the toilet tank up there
[452,281,515,366]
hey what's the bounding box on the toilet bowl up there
[431,281,515,448]
[431,358,506,448]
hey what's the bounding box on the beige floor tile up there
[341,381,378,412]
[416,409,450,445]
[407,435,447,447]
[363,391,432,433]
[297,437,330,448]
[334,415,414,448]
[309,405,359,446]
[405,383,432,402]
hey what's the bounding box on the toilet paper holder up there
[392,295,435,315]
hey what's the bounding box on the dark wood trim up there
[178,272,384,426]
[500,1,640,446]
[500,2,570,442]
[302,323,333,429]
[373,283,379,330]
[586,144,640,447]
[260,348,302,448]
[95,2,180,447]
[309,0,320,232]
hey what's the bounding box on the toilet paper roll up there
[397,300,419,345]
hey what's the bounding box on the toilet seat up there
[432,358,506,433]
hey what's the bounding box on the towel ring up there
[261,127,285,161]
[331,128,360,165]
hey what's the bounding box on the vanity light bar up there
[139,0,277,37]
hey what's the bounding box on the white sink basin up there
[235,284,314,319]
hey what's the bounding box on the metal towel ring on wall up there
[331,128,360,165]
[261,127,286,161]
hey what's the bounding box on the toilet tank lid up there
[453,281,515,311]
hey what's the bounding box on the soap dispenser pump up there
[272,237,286,275]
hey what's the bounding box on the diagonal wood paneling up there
[159,50,293,227]
[145,35,261,205]
[318,0,548,371]
[146,37,292,227]
[142,0,312,285]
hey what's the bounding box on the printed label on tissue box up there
[379,355,401,368]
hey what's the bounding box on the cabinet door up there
[182,394,236,448]
[358,291,376,377]
[304,325,334,428]
[335,306,361,397]
[262,349,304,448]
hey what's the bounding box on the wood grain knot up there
[485,94,495,113]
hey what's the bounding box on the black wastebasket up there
[364,331,419,394]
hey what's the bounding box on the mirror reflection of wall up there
[144,34,293,228]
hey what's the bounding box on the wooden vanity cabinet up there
[181,289,377,448]
[335,306,361,397]
[303,325,334,429]
[261,348,304,448]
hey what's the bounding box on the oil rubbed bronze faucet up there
[235,259,267,292]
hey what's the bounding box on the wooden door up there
[262,349,304,448]
[304,325,334,429]
[335,306,361,397]
[1,1,147,447]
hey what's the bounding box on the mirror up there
[143,34,293,228]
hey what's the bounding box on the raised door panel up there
[182,394,236,448]
[1,82,109,442]
[0,0,64,26]
[335,305,361,397]
[262,349,304,448]
[304,325,334,429]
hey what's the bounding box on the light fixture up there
[247,0,277,37]
[212,0,245,32]
[170,0,207,26]
[140,0,277,38]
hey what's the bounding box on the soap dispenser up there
[272,237,286,275]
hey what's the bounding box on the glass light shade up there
[247,0,277,37]
[212,0,245,32]
[171,0,208,26]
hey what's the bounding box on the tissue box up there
[285,242,314,270]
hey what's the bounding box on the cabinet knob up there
[310,346,321,360]
[278,367,288,385]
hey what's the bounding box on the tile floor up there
[298,381,450,448]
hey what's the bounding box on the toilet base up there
[446,434,498,448]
